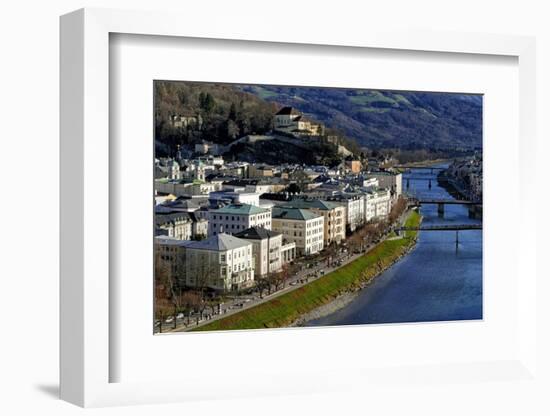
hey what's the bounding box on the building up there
[208,190,260,207]
[360,177,379,190]
[345,160,362,173]
[194,141,224,155]
[208,203,271,236]
[155,212,208,240]
[248,165,274,178]
[154,179,220,197]
[155,158,181,180]
[235,227,283,277]
[282,199,346,246]
[280,241,297,265]
[326,193,365,232]
[158,197,207,213]
[364,189,392,221]
[365,171,402,197]
[271,207,324,256]
[155,236,187,287]
[273,106,323,136]
[170,113,202,129]
[183,233,255,291]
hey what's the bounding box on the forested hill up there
[154,81,482,156]
[238,85,482,151]
[155,81,278,153]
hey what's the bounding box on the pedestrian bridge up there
[415,198,479,205]
[396,223,482,247]
[397,224,482,231]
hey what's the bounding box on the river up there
[304,164,483,327]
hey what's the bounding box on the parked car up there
[165,316,174,323]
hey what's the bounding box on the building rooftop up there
[275,106,301,116]
[234,227,282,240]
[212,203,269,215]
[282,199,342,211]
[185,233,251,251]
[272,207,322,221]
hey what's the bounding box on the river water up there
[305,165,483,327]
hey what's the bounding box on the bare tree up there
[255,276,270,299]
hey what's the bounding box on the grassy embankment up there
[192,210,421,332]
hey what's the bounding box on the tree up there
[228,102,237,121]
[200,92,216,114]
[225,119,240,140]
[255,276,270,299]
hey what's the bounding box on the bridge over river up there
[397,222,482,248]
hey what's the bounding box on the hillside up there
[154,81,278,155]
[238,85,482,151]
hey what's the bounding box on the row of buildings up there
[155,105,403,292]
[155,170,402,292]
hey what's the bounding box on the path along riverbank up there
[192,210,422,332]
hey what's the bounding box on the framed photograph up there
[60,8,538,408]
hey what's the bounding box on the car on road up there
[165,316,174,323]
[176,312,184,319]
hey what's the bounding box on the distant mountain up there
[238,85,482,151]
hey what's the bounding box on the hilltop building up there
[273,106,324,136]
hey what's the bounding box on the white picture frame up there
[60,8,538,408]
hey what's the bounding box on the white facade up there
[271,208,324,256]
[365,172,402,197]
[329,194,365,232]
[184,234,255,291]
[364,189,392,221]
[155,179,220,197]
[235,228,284,277]
[208,204,271,236]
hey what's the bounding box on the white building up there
[282,199,346,246]
[361,177,379,190]
[364,171,402,197]
[208,190,260,207]
[327,193,366,232]
[364,189,392,221]
[208,203,271,236]
[271,207,324,256]
[235,227,283,277]
[155,212,208,240]
[155,179,220,197]
[183,233,255,291]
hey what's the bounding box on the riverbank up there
[291,234,419,327]
[191,210,422,332]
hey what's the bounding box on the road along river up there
[304,164,483,327]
